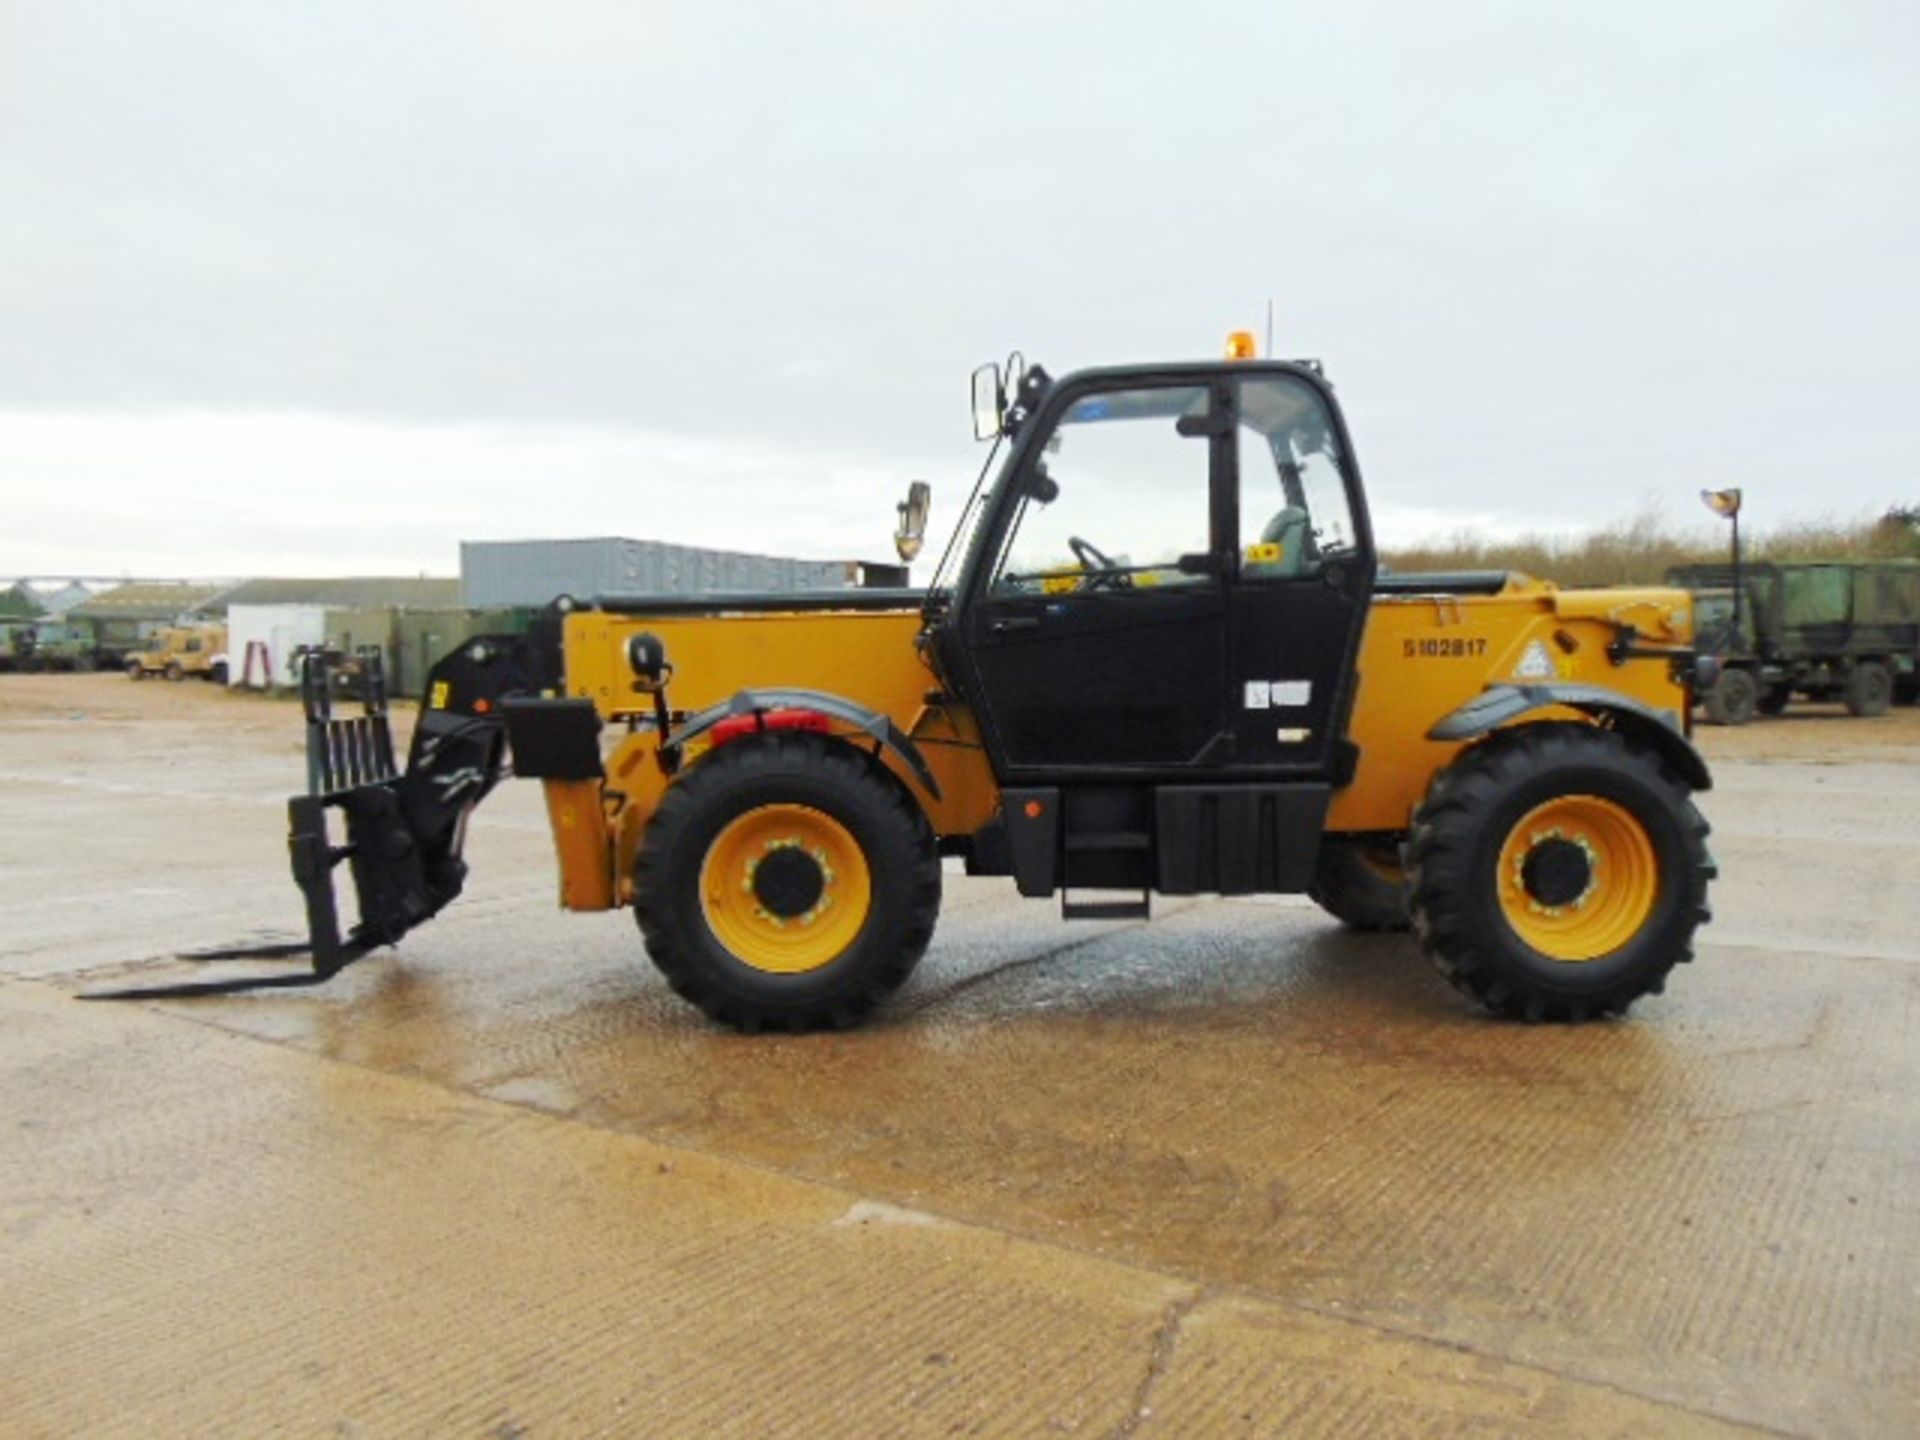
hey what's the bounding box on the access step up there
[1060,892,1151,922]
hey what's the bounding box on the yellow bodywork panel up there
[540,778,616,911]
[1329,582,1692,833]
[564,609,927,716]
[537,580,1691,910]
[557,607,999,909]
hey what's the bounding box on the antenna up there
[1265,298,1274,357]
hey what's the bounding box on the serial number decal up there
[1403,637,1489,659]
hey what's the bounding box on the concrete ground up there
[1,675,1915,1437]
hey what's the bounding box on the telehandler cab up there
[96,345,1716,1027]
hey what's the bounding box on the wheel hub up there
[1519,834,1594,910]
[750,842,828,920]
[741,837,837,929]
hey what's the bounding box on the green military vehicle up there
[13,620,103,673]
[0,620,36,672]
[1670,560,1920,723]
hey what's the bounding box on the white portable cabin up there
[225,603,327,688]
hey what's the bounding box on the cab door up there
[1226,372,1375,776]
[961,378,1231,775]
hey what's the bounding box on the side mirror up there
[894,481,932,563]
[626,631,670,693]
[971,363,1003,441]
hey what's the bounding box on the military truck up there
[0,620,34,672]
[1671,561,1920,723]
[126,624,229,682]
[15,620,102,672]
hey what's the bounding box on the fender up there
[669,687,943,800]
[1427,683,1711,791]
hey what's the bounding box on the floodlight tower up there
[1700,488,1745,640]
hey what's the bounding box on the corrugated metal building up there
[459,538,872,609]
[203,576,461,616]
[68,583,227,657]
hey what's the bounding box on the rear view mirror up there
[971,363,1003,441]
[894,480,932,562]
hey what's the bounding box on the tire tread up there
[633,732,940,1032]
[1407,723,1712,1022]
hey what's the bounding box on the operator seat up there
[1257,506,1317,578]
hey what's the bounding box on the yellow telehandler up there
[97,346,1714,1026]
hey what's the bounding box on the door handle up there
[989,615,1042,633]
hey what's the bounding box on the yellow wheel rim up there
[1496,794,1659,962]
[698,803,872,974]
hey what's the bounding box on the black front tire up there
[1844,661,1892,717]
[1309,840,1412,932]
[634,732,941,1032]
[1407,723,1713,1022]
[1703,668,1759,725]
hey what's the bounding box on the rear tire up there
[1703,668,1759,725]
[1407,723,1712,1022]
[1844,661,1892,717]
[634,732,941,1032]
[1309,840,1412,932]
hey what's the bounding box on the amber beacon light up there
[1224,330,1258,360]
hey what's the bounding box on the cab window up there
[989,385,1212,595]
[1237,376,1355,580]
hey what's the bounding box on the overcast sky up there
[3,0,1916,578]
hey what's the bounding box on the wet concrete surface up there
[3,676,1917,1436]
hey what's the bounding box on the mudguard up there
[669,687,943,800]
[1427,683,1711,791]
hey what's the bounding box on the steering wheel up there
[1067,534,1127,589]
